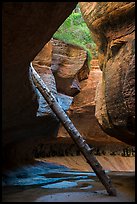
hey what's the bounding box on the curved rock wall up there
[79,2,135,145]
[2,2,77,142]
[32,41,58,117]
[2,2,77,169]
[32,41,73,117]
[27,58,134,161]
[2,2,135,170]
[56,60,132,155]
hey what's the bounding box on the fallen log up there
[30,63,116,196]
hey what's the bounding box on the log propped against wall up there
[30,63,116,196]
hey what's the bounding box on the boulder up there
[51,38,90,96]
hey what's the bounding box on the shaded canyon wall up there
[2,2,77,169]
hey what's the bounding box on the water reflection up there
[2,161,135,202]
[2,161,95,189]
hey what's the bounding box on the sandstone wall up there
[2,2,135,170]
[2,2,77,169]
[56,60,132,155]
[2,2,77,145]
[79,2,135,145]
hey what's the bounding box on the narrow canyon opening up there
[29,2,135,172]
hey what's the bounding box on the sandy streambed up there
[40,155,135,172]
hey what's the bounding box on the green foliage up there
[53,4,97,67]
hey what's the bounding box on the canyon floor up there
[2,155,135,202]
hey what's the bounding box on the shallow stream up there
[2,160,135,202]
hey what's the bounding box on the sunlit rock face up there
[57,60,131,153]
[2,2,77,169]
[51,38,90,96]
[57,62,105,141]
[30,60,134,159]
[32,41,73,117]
[79,2,135,145]
[32,41,58,117]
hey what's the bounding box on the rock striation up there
[51,38,89,96]
[56,60,132,156]
[32,40,73,119]
[2,2,135,170]
[79,2,135,145]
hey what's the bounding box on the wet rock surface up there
[2,160,135,202]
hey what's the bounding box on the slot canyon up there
[2,2,135,202]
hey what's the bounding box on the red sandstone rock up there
[51,38,90,96]
[57,61,124,147]
[79,2,135,145]
[2,2,77,169]
[32,41,73,116]
[2,2,77,142]
[2,2,135,170]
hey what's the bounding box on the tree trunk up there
[30,63,116,196]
